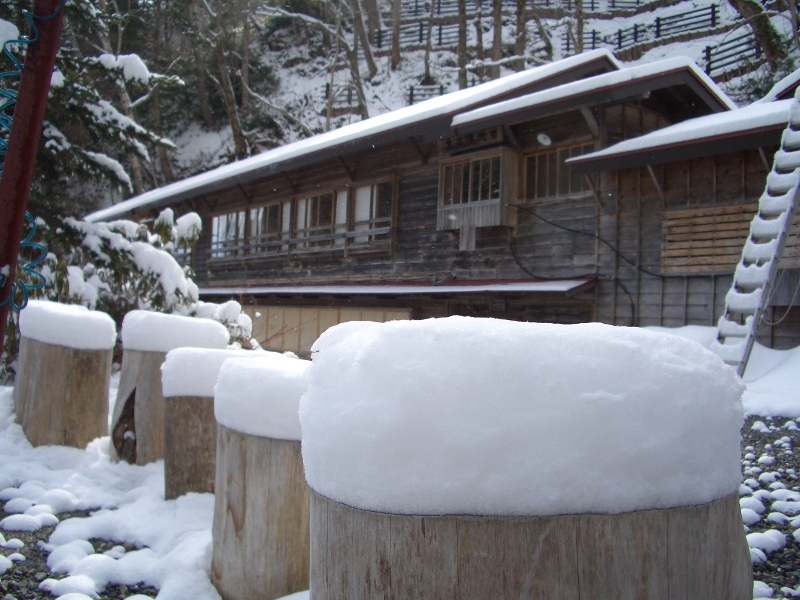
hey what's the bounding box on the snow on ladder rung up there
[713,89,800,374]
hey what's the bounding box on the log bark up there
[390,0,401,70]
[164,395,217,499]
[13,337,111,449]
[212,425,311,600]
[726,0,786,67]
[309,491,752,599]
[491,0,502,79]
[457,0,468,88]
[349,0,378,80]
[109,349,168,465]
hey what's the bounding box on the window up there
[295,191,348,249]
[208,181,393,260]
[353,182,392,244]
[249,201,291,254]
[211,211,245,258]
[441,156,501,206]
[437,149,516,251]
[525,143,594,200]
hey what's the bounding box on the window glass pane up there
[452,164,463,205]
[461,162,471,203]
[334,190,348,247]
[296,198,307,248]
[558,148,569,196]
[490,156,501,199]
[537,154,547,199]
[470,160,480,202]
[479,159,490,200]
[547,152,557,197]
[281,201,291,250]
[267,204,280,235]
[525,156,536,200]
[354,185,372,243]
[443,165,453,206]
[319,193,332,228]
[376,182,392,219]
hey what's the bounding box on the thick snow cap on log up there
[301,317,746,516]
[18,300,116,350]
[161,347,258,398]
[214,354,310,440]
[120,310,229,353]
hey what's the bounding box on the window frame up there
[523,141,597,203]
[207,178,395,261]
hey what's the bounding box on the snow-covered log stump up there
[211,354,311,600]
[110,311,229,465]
[301,318,753,600]
[160,347,253,499]
[13,301,116,449]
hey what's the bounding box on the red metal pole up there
[0,0,64,352]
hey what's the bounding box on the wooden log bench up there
[301,318,753,600]
[160,347,253,500]
[211,354,311,600]
[109,310,229,465]
[13,300,116,449]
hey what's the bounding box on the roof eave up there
[450,67,730,137]
[568,124,784,175]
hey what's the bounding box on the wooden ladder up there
[711,95,800,376]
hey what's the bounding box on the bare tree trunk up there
[152,0,174,184]
[575,0,583,53]
[530,4,551,61]
[151,88,174,183]
[363,0,381,42]
[458,0,468,88]
[242,16,250,111]
[194,35,214,127]
[788,0,800,53]
[350,0,378,79]
[347,33,370,119]
[213,8,248,159]
[327,16,343,131]
[391,0,401,70]
[98,22,145,194]
[491,0,502,79]
[514,0,527,71]
[475,0,486,81]
[423,0,437,83]
[726,0,786,68]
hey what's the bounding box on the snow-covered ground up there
[0,324,798,599]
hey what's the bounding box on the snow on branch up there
[83,151,133,192]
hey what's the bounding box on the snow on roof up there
[567,99,790,168]
[85,50,620,223]
[757,69,800,103]
[451,57,736,131]
[197,279,592,297]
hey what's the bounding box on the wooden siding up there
[176,103,799,349]
[242,305,411,356]
[662,204,800,274]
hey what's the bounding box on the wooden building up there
[86,50,800,355]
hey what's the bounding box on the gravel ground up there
[741,415,800,599]
[0,511,157,600]
[1,415,799,599]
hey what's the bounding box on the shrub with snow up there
[1,210,256,381]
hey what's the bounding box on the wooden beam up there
[583,174,602,209]
[502,125,520,150]
[408,137,430,165]
[281,171,297,193]
[758,147,771,171]
[579,107,600,139]
[646,165,665,202]
[237,183,252,204]
[338,156,355,181]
